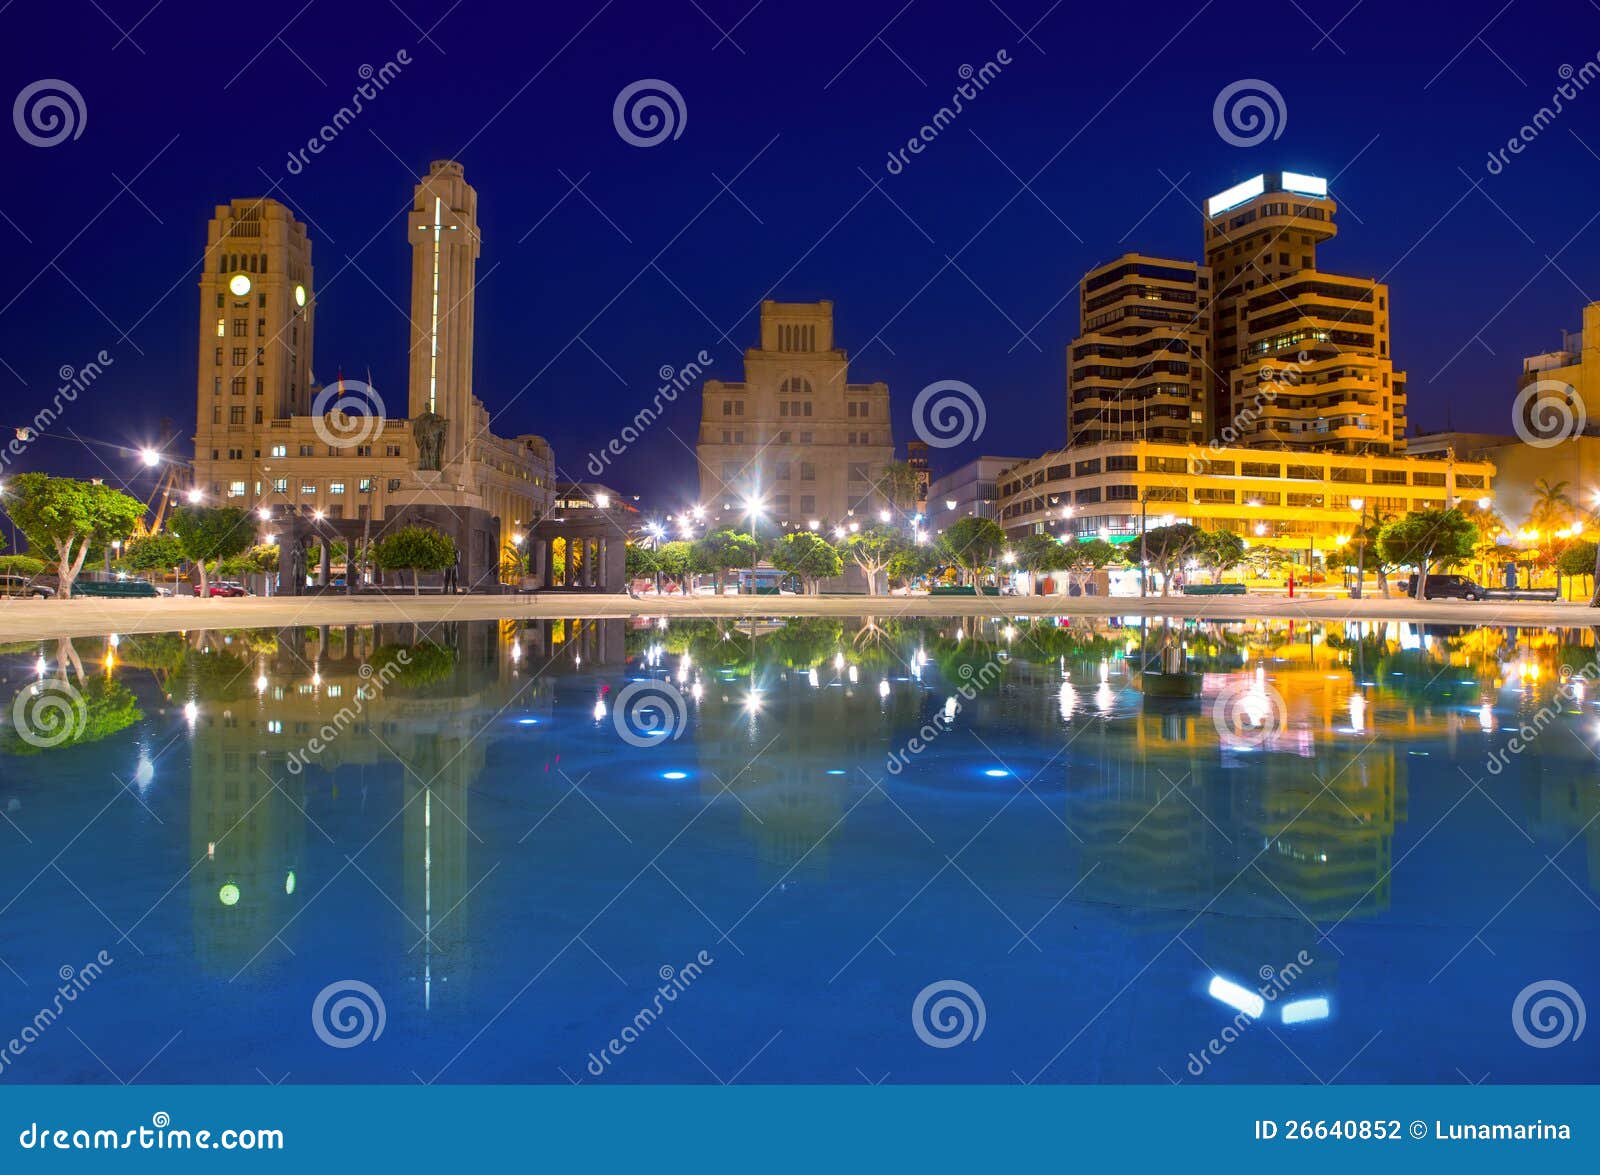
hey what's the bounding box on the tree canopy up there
[170,504,255,595]
[3,473,145,598]
[372,525,456,594]
[938,517,1005,583]
[771,531,843,594]
[692,528,761,594]
[845,524,908,595]
[1378,508,1478,596]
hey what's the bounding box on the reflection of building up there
[187,623,523,1003]
[191,162,555,588]
[1066,254,1212,447]
[697,300,895,526]
[997,439,1493,553]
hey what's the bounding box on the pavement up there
[0,590,1595,642]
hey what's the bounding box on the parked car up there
[194,581,250,597]
[1405,573,1485,601]
[0,574,52,598]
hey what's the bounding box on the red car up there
[194,581,250,597]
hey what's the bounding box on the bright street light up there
[139,448,161,468]
[185,488,202,504]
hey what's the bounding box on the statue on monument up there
[412,412,449,471]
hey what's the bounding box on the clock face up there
[294,284,306,307]
[228,273,252,297]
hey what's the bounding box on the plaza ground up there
[1,590,1596,642]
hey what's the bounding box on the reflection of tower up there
[188,654,306,977]
[407,160,480,482]
[404,730,480,1011]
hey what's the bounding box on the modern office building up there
[696,300,895,528]
[190,163,557,587]
[1066,254,1213,446]
[1203,171,1407,455]
[927,455,1026,522]
[995,439,1492,559]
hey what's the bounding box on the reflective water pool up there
[0,616,1596,1084]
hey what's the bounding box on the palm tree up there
[1528,478,1575,536]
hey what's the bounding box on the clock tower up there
[192,198,314,499]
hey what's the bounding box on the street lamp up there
[1350,497,1366,600]
[139,448,161,468]
[185,487,203,504]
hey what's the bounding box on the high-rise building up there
[1203,171,1406,454]
[696,300,895,527]
[190,164,558,589]
[1066,254,1212,446]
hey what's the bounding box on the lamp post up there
[1350,497,1366,600]
[1139,488,1149,599]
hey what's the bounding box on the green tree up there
[372,525,456,595]
[654,540,696,594]
[1554,538,1596,600]
[0,554,47,578]
[1060,537,1121,596]
[1378,508,1478,599]
[221,543,282,579]
[692,528,760,595]
[886,542,940,588]
[876,460,922,513]
[119,531,186,588]
[169,505,254,596]
[1197,529,1246,581]
[625,542,660,593]
[1014,533,1071,594]
[938,517,1005,585]
[845,524,908,595]
[3,473,145,599]
[772,531,843,595]
[1140,523,1204,596]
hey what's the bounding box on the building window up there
[231,347,247,366]
[800,462,815,482]
[255,377,264,395]
[272,478,288,492]
[228,406,245,424]
[270,444,287,457]
[211,406,220,424]
[212,376,221,395]
[300,482,317,496]
[215,317,225,337]
[231,376,246,395]
[232,318,247,337]
[385,445,401,457]
[800,495,815,514]
[848,463,867,482]
[780,377,813,396]
[776,461,791,481]
[227,481,246,497]
[387,479,402,492]
[257,318,266,336]
[214,347,223,365]
[299,444,314,456]
[358,478,373,493]
[356,444,372,457]
[799,431,813,444]
[328,481,345,495]
[215,294,224,309]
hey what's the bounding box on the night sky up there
[1,0,1597,510]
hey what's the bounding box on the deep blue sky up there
[1,0,1597,508]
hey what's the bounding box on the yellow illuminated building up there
[997,438,1492,555]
